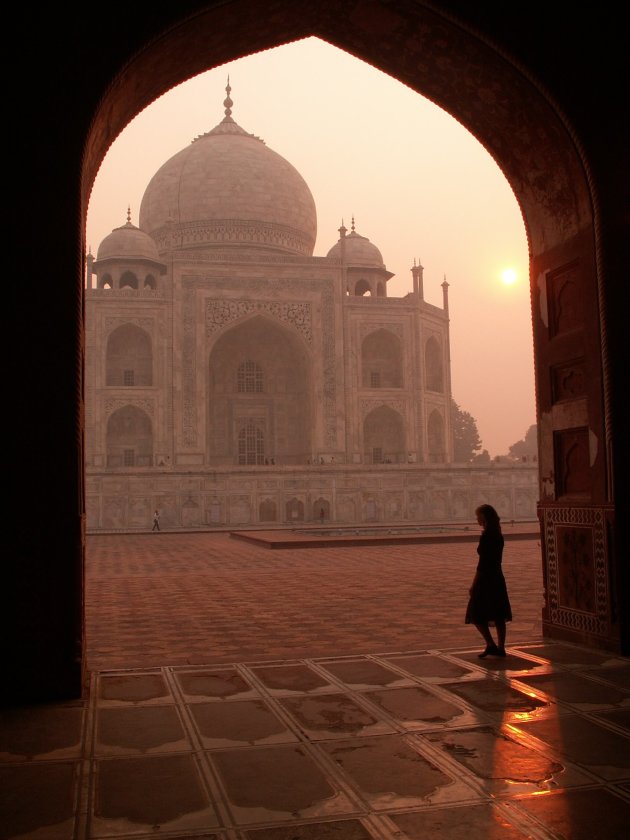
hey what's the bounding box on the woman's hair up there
[476,504,501,532]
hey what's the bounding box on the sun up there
[500,267,518,286]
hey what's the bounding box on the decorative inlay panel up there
[104,398,155,417]
[542,506,609,636]
[547,261,582,337]
[206,299,312,344]
[551,359,586,402]
[360,399,406,417]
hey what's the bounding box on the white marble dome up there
[327,228,386,267]
[97,218,162,262]
[139,100,317,257]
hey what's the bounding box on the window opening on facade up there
[123,449,135,466]
[370,371,381,388]
[238,420,265,464]
[237,360,264,392]
[123,369,135,386]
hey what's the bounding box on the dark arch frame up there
[12,0,627,702]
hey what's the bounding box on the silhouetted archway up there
[11,0,626,704]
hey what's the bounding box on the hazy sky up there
[86,36,535,458]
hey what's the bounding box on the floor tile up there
[174,667,258,701]
[190,699,298,747]
[514,786,630,839]
[363,686,471,728]
[92,754,218,834]
[208,744,357,823]
[389,802,533,839]
[279,694,394,739]
[95,705,189,755]
[0,706,84,762]
[514,713,630,779]
[320,733,462,809]
[423,725,593,795]
[248,664,336,694]
[0,762,78,839]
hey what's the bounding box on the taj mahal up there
[84,84,537,531]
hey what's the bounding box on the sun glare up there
[501,267,518,285]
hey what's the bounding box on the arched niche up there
[106,405,153,467]
[362,329,403,388]
[106,324,153,386]
[354,278,372,296]
[363,405,405,464]
[119,271,139,290]
[427,409,446,464]
[208,314,312,465]
[425,336,443,393]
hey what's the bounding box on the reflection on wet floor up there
[2,641,629,839]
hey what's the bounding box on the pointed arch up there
[362,329,403,388]
[106,405,153,467]
[208,314,312,465]
[363,405,405,463]
[106,323,153,386]
[428,409,446,464]
[425,336,443,393]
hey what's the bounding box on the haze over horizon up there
[86,37,536,458]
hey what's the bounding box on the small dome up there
[327,228,385,268]
[97,218,161,263]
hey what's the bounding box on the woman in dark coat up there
[465,504,512,657]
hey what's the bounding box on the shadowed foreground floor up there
[2,531,629,839]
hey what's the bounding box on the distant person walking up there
[152,510,160,532]
[465,504,512,657]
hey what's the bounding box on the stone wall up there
[86,463,538,532]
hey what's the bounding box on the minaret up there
[442,274,449,314]
[338,219,348,292]
[86,246,94,289]
[411,257,424,300]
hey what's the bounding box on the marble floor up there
[2,533,629,838]
[2,641,629,839]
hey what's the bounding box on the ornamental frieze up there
[104,316,154,332]
[359,322,403,339]
[104,397,155,417]
[153,219,313,256]
[206,299,312,345]
[360,398,407,417]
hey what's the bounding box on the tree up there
[508,424,538,462]
[451,399,483,463]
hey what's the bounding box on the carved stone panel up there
[551,359,586,403]
[542,506,609,637]
[554,427,590,498]
[547,261,582,337]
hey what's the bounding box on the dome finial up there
[126,205,131,224]
[223,76,233,119]
[351,215,355,233]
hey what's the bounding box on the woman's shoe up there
[478,644,500,658]
[496,647,507,657]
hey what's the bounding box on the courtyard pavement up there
[2,528,629,839]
